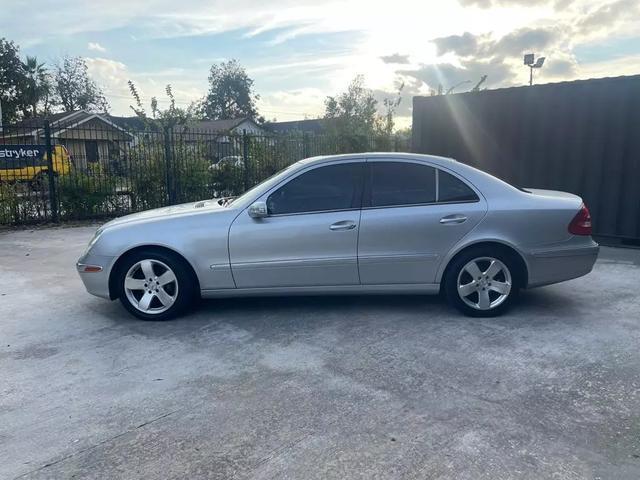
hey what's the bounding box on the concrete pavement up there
[1,226,639,479]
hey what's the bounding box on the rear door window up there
[367,161,437,207]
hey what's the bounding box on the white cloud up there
[87,42,106,52]
[4,0,637,120]
[85,57,204,115]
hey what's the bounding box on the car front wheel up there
[444,248,520,317]
[116,250,195,321]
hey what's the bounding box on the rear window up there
[438,170,479,203]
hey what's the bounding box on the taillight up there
[568,204,592,235]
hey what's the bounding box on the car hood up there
[102,199,226,229]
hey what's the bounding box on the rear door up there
[229,161,365,288]
[358,159,487,285]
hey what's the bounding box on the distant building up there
[191,117,267,135]
[1,110,132,170]
[266,118,331,134]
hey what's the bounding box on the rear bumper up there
[526,241,599,288]
[76,253,115,299]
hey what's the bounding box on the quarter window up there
[267,163,363,215]
[438,170,479,202]
[369,162,436,207]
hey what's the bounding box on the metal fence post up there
[302,132,310,158]
[242,130,250,191]
[43,120,58,222]
[163,126,175,204]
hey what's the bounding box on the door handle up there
[440,214,467,225]
[330,220,357,231]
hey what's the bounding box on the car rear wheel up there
[116,250,195,321]
[444,248,520,317]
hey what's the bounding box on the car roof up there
[299,152,458,168]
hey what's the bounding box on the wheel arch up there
[108,244,201,300]
[438,240,529,290]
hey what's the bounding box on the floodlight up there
[524,54,545,85]
[533,57,546,68]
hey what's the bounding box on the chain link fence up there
[0,119,410,225]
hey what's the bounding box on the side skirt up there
[201,283,440,299]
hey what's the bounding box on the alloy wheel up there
[457,256,512,311]
[124,259,179,314]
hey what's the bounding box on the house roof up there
[191,117,258,132]
[107,115,148,131]
[266,118,330,134]
[3,110,131,138]
[6,110,89,132]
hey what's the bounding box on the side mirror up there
[248,201,268,219]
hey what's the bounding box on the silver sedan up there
[77,153,599,320]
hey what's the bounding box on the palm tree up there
[22,56,52,117]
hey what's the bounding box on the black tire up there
[115,249,197,321]
[443,246,521,317]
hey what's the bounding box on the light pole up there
[524,53,545,86]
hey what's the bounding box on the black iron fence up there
[0,120,410,225]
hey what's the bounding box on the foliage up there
[57,173,117,219]
[0,182,50,224]
[0,183,21,223]
[1,39,106,122]
[325,75,378,138]
[199,59,261,121]
[128,82,198,130]
[128,145,169,210]
[324,75,405,152]
[127,136,212,208]
[0,38,28,123]
[170,138,213,203]
[53,56,109,113]
[209,162,246,197]
[22,56,52,118]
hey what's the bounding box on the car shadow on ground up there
[94,284,584,336]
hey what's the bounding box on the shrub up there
[127,138,214,208]
[57,173,117,220]
[0,183,21,224]
[128,154,168,210]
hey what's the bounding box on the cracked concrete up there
[1,226,639,479]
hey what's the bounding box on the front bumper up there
[526,241,599,288]
[76,253,115,299]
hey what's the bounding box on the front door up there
[358,160,487,285]
[229,161,364,288]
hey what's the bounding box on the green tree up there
[53,56,109,112]
[22,56,52,117]
[324,76,404,152]
[0,38,28,124]
[376,82,404,137]
[128,81,197,130]
[200,59,260,120]
[324,75,378,137]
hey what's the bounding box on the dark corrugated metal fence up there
[412,75,640,243]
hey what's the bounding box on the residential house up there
[192,117,267,136]
[1,110,133,171]
[266,118,331,134]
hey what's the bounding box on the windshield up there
[226,162,300,208]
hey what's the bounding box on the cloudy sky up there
[2,0,639,126]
